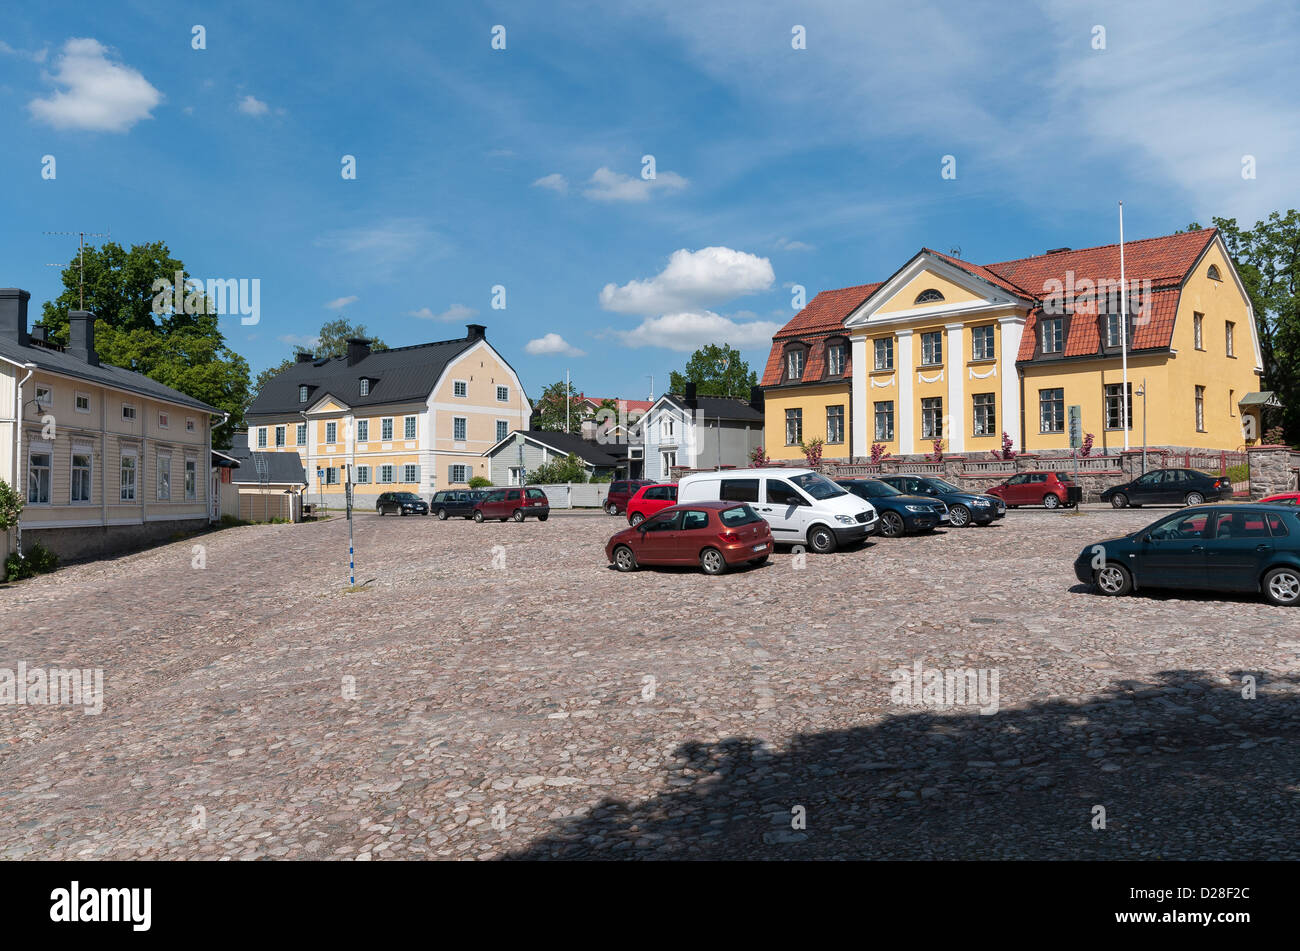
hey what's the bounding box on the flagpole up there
[1119,201,1130,451]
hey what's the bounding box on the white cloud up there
[277,333,321,350]
[324,296,358,309]
[28,38,161,132]
[600,246,775,315]
[583,166,688,202]
[532,173,568,193]
[614,311,782,352]
[775,237,815,252]
[315,219,451,281]
[237,94,270,116]
[0,40,47,62]
[409,304,478,322]
[525,333,586,357]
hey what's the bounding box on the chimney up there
[30,323,47,344]
[68,310,98,365]
[467,323,486,340]
[345,337,371,367]
[580,417,598,440]
[296,351,315,363]
[0,288,31,347]
[748,384,764,409]
[684,381,697,407]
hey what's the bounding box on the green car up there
[1074,505,1300,606]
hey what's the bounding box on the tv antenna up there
[44,228,111,310]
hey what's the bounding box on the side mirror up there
[1142,534,1154,543]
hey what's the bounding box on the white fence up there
[532,482,611,509]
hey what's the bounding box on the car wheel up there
[880,511,905,537]
[748,554,769,567]
[400,509,407,516]
[1094,563,1133,596]
[1043,494,1060,509]
[473,510,484,523]
[612,545,637,572]
[436,508,448,520]
[538,513,548,522]
[1110,493,1128,509]
[1185,491,1205,506]
[605,502,618,516]
[630,512,645,526]
[512,509,525,522]
[699,547,727,575]
[808,525,837,554]
[949,504,970,527]
[1262,567,1300,606]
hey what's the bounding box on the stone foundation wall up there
[23,518,211,563]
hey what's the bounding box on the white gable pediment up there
[845,252,1027,328]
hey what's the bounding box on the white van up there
[677,467,877,552]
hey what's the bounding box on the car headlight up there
[972,498,991,506]
[904,505,927,513]
[835,514,855,524]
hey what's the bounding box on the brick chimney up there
[748,384,764,410]
[684,381,698,408]
[0,288,31,347]
[467,323,486,340]
[296,351,315,363]
[345,337,371,367]
[68,310,99,365]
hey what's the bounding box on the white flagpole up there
[1119,201,1130,451]
[565,368,570,433]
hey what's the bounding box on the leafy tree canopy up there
[532,380,588,434]
[668,343,757,399]
[252,318,388,397]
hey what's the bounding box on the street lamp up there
[714,354,730,469]
[1135,379,1148,473]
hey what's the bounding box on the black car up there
[879,475,1005,527]
[836,479,946,536]
[430,489,486,520]
[376,491,429,516]
[1100,468,1229,508]
[1075,505,1300,606]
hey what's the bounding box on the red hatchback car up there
[1259,492,1300,507]
[626,483,677,525]
[605,501,773,575]
[986,470,1080,509]
[473,487,551,522]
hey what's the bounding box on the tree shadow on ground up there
[506,671,1298,860]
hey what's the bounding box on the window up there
[274,425,286,447]
[34,385,53,407]
[359,378,370,396]
[1226,321,1235,357]
[157,452,171,500]
[785,408,803,445]
[1267,513,1289,537]
[158,412,169,428]
[1193,312,1204,350]
[826,405,845,444]
[496,420,509,442]
[381,418,393,441]
[185,458,197,500]
[297,422,307,445]
[356,419,368,442]
[921,397,944,439]
[826,344,845,376]
[27,450,51,503]
[1040,318,1063,354]
[185,417,195,432]
[1195,385,1206,432]
[71,449,92,503]
[786,349,804,381]
[402,464,419,483]
[325,467,339,485]
[972,393,996,436]
[662,416,675,439]
[257,427,267,448]
[914,288,945,304]
[1105,314,1123,348]
[766,479,802,506]
[921,331,942,366]
[379,465,394,484]
[1105,382,1133,430]
[660,450,677,473]
[404,416,417,440]
[123,404,137,421]
[453,380,468,398]
[355,465,371,484]
[299,385,309,403]
[874,401,894,441]
[972,325,995,360]
[75,392,91,413]
[1039,388,1065,433]
[681,510,709,530]
[720,479,760,503]
[1207,264,1222,281]
[453,417,467,441]
[325,422,337,444]
[449,464,470,483]
[120,451,137,501]
[496,385,509,402]
[874,338,894,370]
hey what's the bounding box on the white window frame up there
[874,338,894,371]
[355,465,371,484]
[185,416,196,432]
[257,427,267,448]
[275,425,286,447]
[120,448,138,501]
[299,385,309,403]
[381,417,394,441]
[356,419,369,442]
[1195,385,1206,432]
[402,464,419,483]
[786,350,803,380]
[972,325,996,361]
[453,379,468,398]
[325,421,337,445]
[27,447,52,504]
[157,451,172,501]
[496,419,510,442]
[450,464,470,483]
[921,397,944,439]
[34,384,53,409]
[158,411,169,429]
[359,378,370,397]
[1193,313,1204,350]
[826,344,845,377]
[453,416,467,441]
[297,422,308,445]
[404,415,417,440]
[379,464,394,484]
[660,450,677,473]
[75,391,91,414]
[972,393,996,437]
[70,446,93,503]
[184,457,198,500]
[921,331,943,366]
[496,384,509,402]
[1226,321,1235,357]
[123,403,137,422]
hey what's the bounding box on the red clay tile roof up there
[775,283,881,338]
[986,228,1216,294]
[1018,288,1182,361]
[922,248,1036,300]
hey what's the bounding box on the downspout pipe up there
[8,360,37,558]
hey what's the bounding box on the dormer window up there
[825,339,847,376]
[914,288,945,304]
[786,349,804,381]
[359,378,370,397]
[1207,264,1222,281]
[299,385,309,403]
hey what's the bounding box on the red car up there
[1259,492,1300,506]
[986,470,1079,509]
[473,487,551,522]
[626,483,677,525]
[605,501,773,575]
[604,479,654,516]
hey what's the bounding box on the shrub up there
[0,479,22,532]
[1226,463,1249,483]
[799,437,825,469]
[924,438,945,463]
[1079,432,1095,458]
[528,453,589,484]
[467,475,493,489]
[218,514,251,528]
[749,445,771,467]
[4,541,58,582]
[869,442,891,465]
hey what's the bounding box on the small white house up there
[642,383,765,481]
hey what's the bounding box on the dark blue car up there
[880,475,1005,528]
[836,479,946,537]
[430,489,486,520]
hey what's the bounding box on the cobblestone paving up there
[1,507,1296,860]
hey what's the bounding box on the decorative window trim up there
[404,415,417,441]
[27,446,52,505]
[184,456,198,500]
[381,417,394,441]
[496,419,511,442]
[914,288,945,304]
[453,416,468,442]
[296,422,308,445]
[71,445,93,504]
[158,412,169,429]
[453,379,469,398]
[119,448,138,502]
[871,375,896,388]
[75,391,91,414]
[157,451,172,501]
[359,378,370,397]
[256,427,268,448]
[123,403,138,422]
[1207,264,1222,281]
[496,384,510,402]
[356,419,369,442]
[299,385,309,403]
[185,417,196,432]
[969,366,997,380]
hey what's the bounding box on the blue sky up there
[4,0,1298,402]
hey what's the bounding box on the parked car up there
[835,479,946,536]
[1075,505,1300,606]
[605,479,654,516]
[1259,491,1300,506]
[678,467,877,553]
[879,475,1005,527]
[376,491,429,516]
[1099,468,1228,508]
[430,489,486,520]
[473,486,551,522]
[605,501,774,575]
[626,483,677,525]
[986,471,1080,509]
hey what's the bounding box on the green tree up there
[1186,212,1300,444]
[528,452,588,484]
[668,343,758,398]
[252,317,389,397]
[0,479,23,533]
[532,380,587,433]
[40,241,251,447]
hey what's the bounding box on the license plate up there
[751,543,767,551]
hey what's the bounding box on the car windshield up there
[719,504,762,526]
[790,472,847,500]
[855,479,901,497]
[395,493,420,501]
[926,478,962,493]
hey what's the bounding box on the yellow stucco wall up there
[874,270,983,314]
[763,384,851,460]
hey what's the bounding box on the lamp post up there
[714,354,730,469]
[1135,379,1148,473]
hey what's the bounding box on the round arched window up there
[914,288,945,304]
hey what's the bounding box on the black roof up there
[0,337,219,413]
[246,334,481,420]
[663,393,764,422]
[227,446,307,485]
[493,429,630,466]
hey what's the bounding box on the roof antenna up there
[947,246,962,259]
[44,227,111,310]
